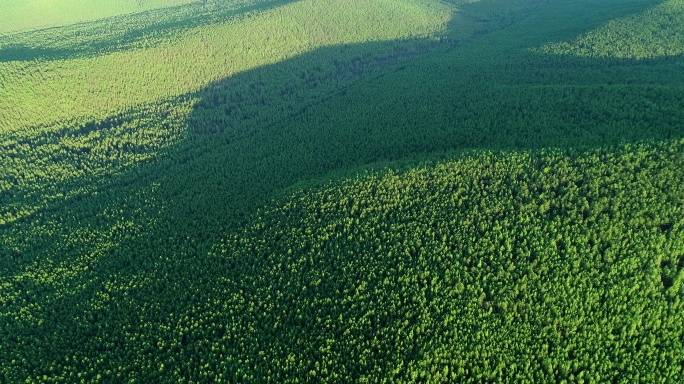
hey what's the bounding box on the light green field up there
[0,0,199,34]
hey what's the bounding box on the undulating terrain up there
[1,0,683,382]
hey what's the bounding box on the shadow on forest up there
[172,0,682,207]
[2,0,683,372]
[0,0,300,63]
[5,0,681,265]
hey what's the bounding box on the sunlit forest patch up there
[538,0,684,59]
[206,138,684,381]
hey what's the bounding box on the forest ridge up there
[1,0,683,382]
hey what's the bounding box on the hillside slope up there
[211,139,684,381]
[1,0,683,382]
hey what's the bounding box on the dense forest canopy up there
[1,0,683,382]
[539,0,684,59]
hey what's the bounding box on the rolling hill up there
[1,0,683,382]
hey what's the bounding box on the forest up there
[1,0,683,382]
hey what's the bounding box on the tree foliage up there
[1,0,683,381]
